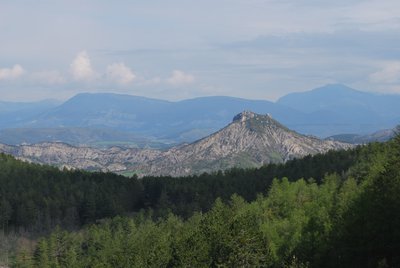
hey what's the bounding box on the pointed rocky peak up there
[232,110,257,122]
[232,110,274,122]
[231,111,287,131]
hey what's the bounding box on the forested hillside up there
[0,147,360,232]
[1,137,399,267]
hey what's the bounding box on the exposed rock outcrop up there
[0,111,352,177]
[138,111,352,176]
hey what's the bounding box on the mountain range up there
[136,111,352,176]
[0,84,399,146]
[326,126,399,144]
[0,111,352,177]
[277,84,400,136]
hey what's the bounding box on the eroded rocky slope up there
[0,111,352,176]
[138,111,352,176]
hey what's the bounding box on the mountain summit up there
[232,111,288,131]
[1,84,400,145]
[0,111,352,177]
[140,111,352,176]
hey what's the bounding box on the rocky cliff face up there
[138,111,352,176]
[0,142,162,173]
[0,111,352,177]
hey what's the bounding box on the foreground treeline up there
[2,137,399,267]
[0,157,143,232]
[14,135,400,267]
[0,147,360,232]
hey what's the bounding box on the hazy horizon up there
[2,83,400,104]
[1,1,400,102]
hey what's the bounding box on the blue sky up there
[1,0,400,101]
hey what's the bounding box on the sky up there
[1,0,400,102]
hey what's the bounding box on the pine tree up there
[34,240,50,268]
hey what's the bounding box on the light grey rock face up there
[0,111,352,177]
[0,142,162,173]
[139,111,352,176]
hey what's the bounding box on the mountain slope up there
[140,111,352,176]
[0,111,352,177]
[277,84,400,135]
[19,93,305,143]
[0,127,168,148]
[278,84,376,114]
[1,84,399,145]
[0,142,162,172]
[27,93,172,130]
[0,99,60,128]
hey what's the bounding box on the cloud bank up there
[106,63,136,85]
[0,65,25,80]
[2,1,400,100]
[30,71,66,85]
[167,70,195,86]
[370,62,400,84]
[70,51,97,81]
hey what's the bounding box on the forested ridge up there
[0,147,360,231]
[1,138,399,267]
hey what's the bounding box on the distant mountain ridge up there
[0,99,60,128]
[0,111,352,177]
[0,84,399,146]
[277,84,400,136]
[0,127,168,148]
[24,93,303,142]
[138,111,352,176]
[326,126,399,144]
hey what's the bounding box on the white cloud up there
[30,70,65,85]
[0,64,25,80]
[166,70,195,86]
[106,62,136,85]
[370,62,400,83]
[70,51,97,81]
